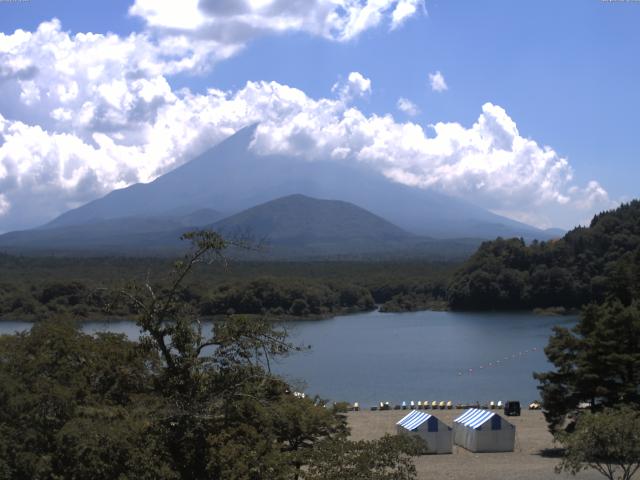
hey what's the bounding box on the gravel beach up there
[347,409,612,480]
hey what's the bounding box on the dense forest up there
[0,254,455,321]
[529,205,640,459]
[448,201,640,310]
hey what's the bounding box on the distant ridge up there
[207,194,414,257]
[212,194,411,243]
[544,227,567,238]
[0,194,480,260]
[40,125,557,241]
[0,209,224,255]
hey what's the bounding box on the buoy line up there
[456,346,540,377]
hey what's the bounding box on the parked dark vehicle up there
[504,400,521,416]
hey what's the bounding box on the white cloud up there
[429,70,448,92]
[391,0,424,29]
[397,97,419,116]
[0,194,9,216]
[0,18,614,232]
[0,19,192,143]
[0,75,614,232]
[332,71,372,100]
[130,0,426,48]
[570,181,611,211]
[347,72,372,96]
[129,0,208,31]
[247,98,614,229]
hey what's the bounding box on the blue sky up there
[0,0,638,232]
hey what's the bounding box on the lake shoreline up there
[0,303,581,324]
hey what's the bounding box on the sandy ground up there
[347,409,613,480]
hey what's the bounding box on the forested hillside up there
[448,201,640,310]
[0,255,455,321]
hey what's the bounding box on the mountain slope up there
[0,209,223,255]
[44,125,553,240]
[0,194,481,259]
[175,194,479,260]
[205,194,416,257]
[212,194,411,244]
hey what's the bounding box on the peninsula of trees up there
[448,201,640,311]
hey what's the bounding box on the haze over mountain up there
[0,209,223,255]
[0,125,569,258]
[212,194,410,244]
[0,193,482,259]
[42,125,557,241]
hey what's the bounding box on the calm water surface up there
[0,310,575,407]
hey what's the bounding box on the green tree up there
[447,200,640,311]
[304,434,425,480]
[114,231,347,479]
[0,319,169,479]
[556,407,640,480]
[115,231,424,479]
[534,301,640,432]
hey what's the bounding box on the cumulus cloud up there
[0,73,612,231]
[397,97,419,116]
[130,0,426,49]
[0,195,9,216]
[0,19,206,142]
[429,70,448,92]
[391,0,424,29]
[250,98,611,222]
[332,72,372,101]
[570,181,612,211]
[0,18,614,232]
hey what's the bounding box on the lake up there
[0,310,575,407]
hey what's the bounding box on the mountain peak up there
[212,193,411,242]
[37,127,553,241]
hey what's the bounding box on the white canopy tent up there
[453,408,515,452]
[396,410,453,454]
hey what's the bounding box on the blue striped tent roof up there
[454,409,496,429]
[397,410,432,431]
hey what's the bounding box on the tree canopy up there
[528,205,640,477]
[534,300,640,433]
[0,253,454,321]
[448,201,640,310]
[555,407,640,480]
